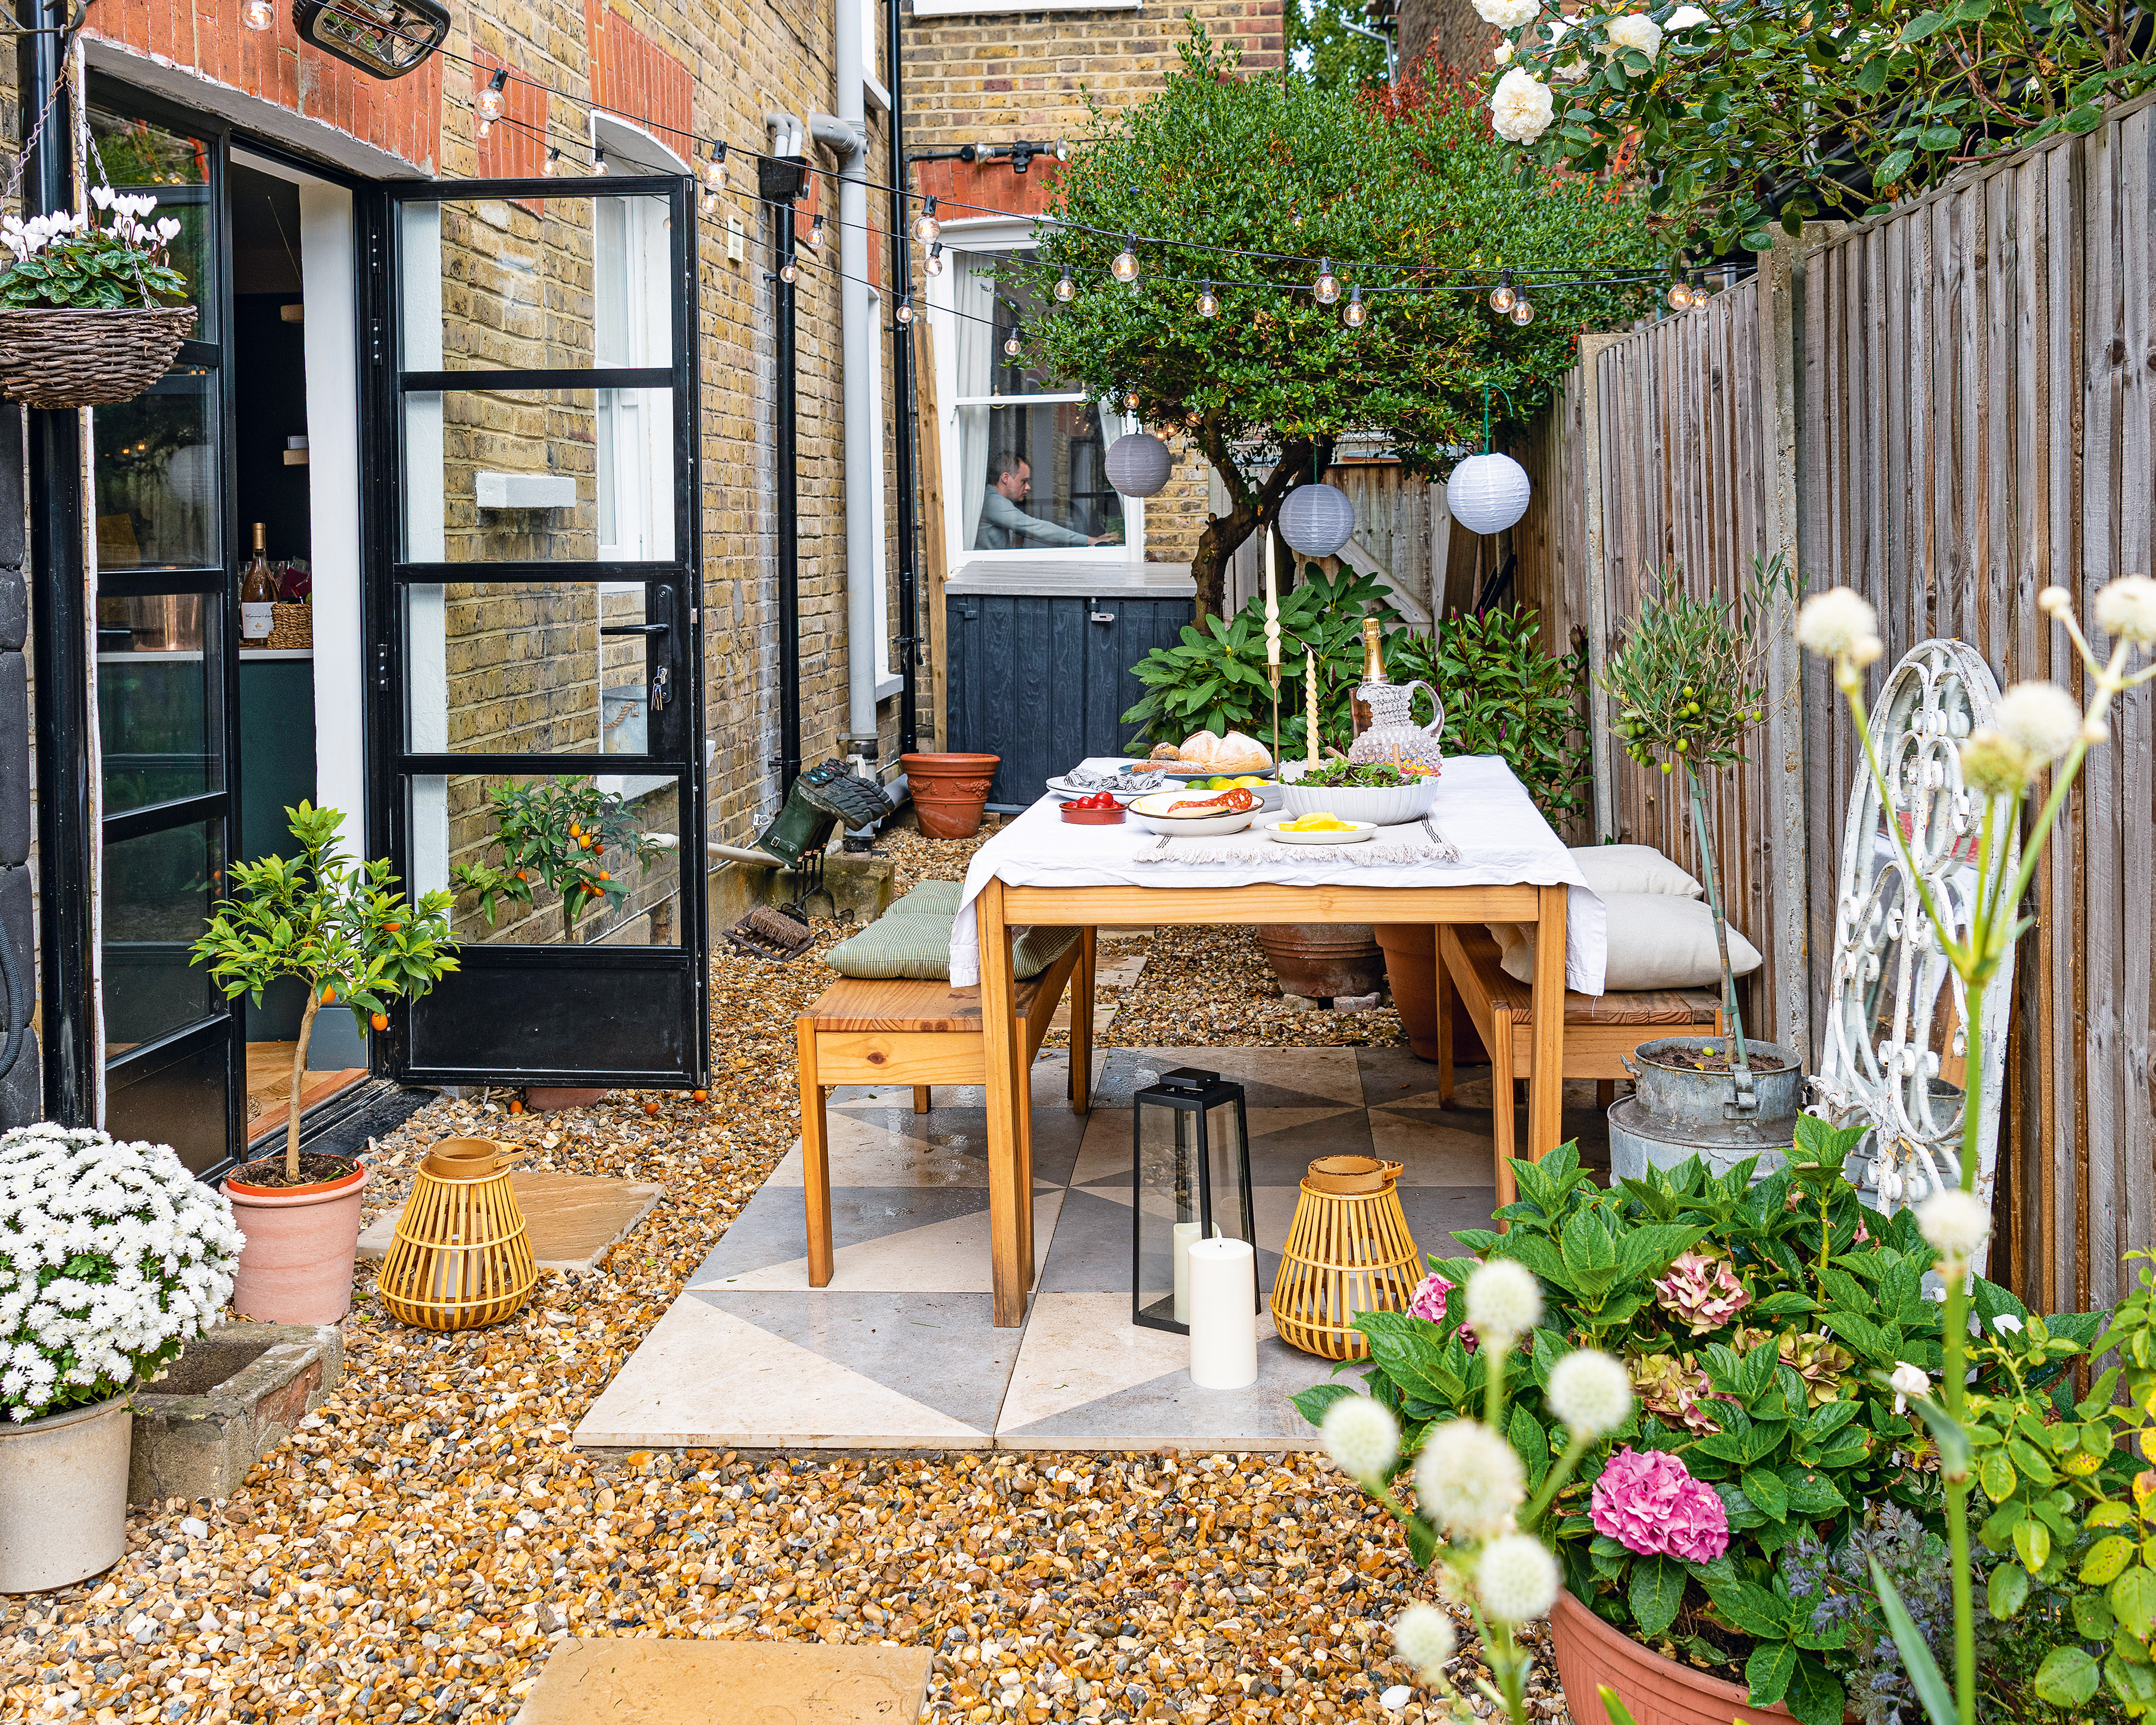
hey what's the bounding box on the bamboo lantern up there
[1269,1157,1421,1361]
[377,1140,537,1331]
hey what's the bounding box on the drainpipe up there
[764,112,805,790]
[813,88,874,768]
[887,0,917,757]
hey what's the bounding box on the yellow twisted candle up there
[1305,648,1320,766]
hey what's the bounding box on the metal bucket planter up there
[1608,1035,1804,1185]
[0,1393,132,1593]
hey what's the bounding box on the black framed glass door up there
[364,176,708,1089]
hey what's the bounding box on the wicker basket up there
[0,305,199,410]
[240,603,313,652]
[376,1143,536,1331]
[1270,1162,1421,1361]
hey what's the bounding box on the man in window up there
[976,454,1116,549]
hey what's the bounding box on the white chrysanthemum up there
[1666,4,1710,26]
[1604,13,1663,58]
[1465,1259,1543,1345]
[1322,1395,1401,1481]
[1918,1186,1991,1263]
[1492,38,1514,63]
[1992,682,2082,765]
[1414,1420,1526,1539]
[1489,67,1556,145]
[1546,1348,1633,1438]
[1392,1603,1458,1680]
[2096,574,2156,646]
[1473,0,1539,27]
[1959,728,2034,796]
[1796,587,1880,659]
[1475,1535,1561,1624]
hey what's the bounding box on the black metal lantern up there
[1131,1067,1257,1333]
[293,0,449,79]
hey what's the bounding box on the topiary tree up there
[1013,29,1662,615]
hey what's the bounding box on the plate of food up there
[1263,811,1377,845]
[1127,786,1263,836]
[1143,729,1277,782]
[1044,764,1171,803]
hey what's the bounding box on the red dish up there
[1060,800,1126,824]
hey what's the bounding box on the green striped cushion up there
[899,880,964,914]
[826,905,1079,983]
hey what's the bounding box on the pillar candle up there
[1186,1237,1258,1389]
[1304,649,1321,767]
[1171,1220,1201,1325]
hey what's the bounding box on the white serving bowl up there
[1127,792,1260,838]
[1277,775,1438,827]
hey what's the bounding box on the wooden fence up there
[1519,85,2156,1317]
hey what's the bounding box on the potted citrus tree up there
[190,803,457,1324]
[0,1123,240,1592]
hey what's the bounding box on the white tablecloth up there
[948,754,1606,991]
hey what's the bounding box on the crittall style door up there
[363,174,709,1090]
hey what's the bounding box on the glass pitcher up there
[1348,678,1445,770]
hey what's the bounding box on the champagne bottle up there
[240,523,276,644]
[1351,616,1388,739]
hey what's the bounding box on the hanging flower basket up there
[0,304,198,410]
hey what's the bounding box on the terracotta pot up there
[901,752,1000,840]
[1257,924,1385,1001]
[223,1163,369,1326]
[1549,1588,1808,1725]
[0,1393,131,1593]
[1374,924,1442,1059]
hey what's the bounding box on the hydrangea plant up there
[0,1124,240,1422]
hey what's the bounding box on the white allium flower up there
[1993,1312,2025,1335]
[1918,1186,1991,1264]
[1667,4,1710,26]
[1473,0,1539,27]
[2085,717,2112,745]
[1464,1258,1543,1346]
[1796,587,1880,660]
[1889,1360,1930,1415]
[1475,1535,1561,1624]
[1322,1395,1401,1481]
[1546,1348,1633,1438]
[1959,728,2034,796]
[2096,574,2156,646]
[1414,1420,1526,1540]
[2037,585,2074,615]
[1489,68,1557,145]
[1391,1603,1458,1679]
[1992,682,2082,765]
[1604,14,1664,58]
[1492,38,1514,63]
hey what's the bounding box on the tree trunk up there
[287,986,320,1180]
[1396,0,1499,85]
[1189,429,1329,617]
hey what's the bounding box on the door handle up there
[601,623,668,636]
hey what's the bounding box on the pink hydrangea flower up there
[1651,1250,1751,1336]
[1406,1271,1477,1349]
[1589,1446,1730,1563]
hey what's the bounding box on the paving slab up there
[514,1637,930,1725]
[359,1172,665,1271]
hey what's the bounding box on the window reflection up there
[88,107,214,338]
[102,820,223,1052]
[96,593,219,814]
[95,370,220,571]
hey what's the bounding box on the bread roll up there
[1176,729,1272,773]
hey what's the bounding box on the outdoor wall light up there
[292,0,449,79]
[1130,1068,1257,1335]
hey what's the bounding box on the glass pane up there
[401,195,674,373]
[94,368,220,571]
[402,386,674,564]
[959,401,1124,553]
[410,773,684,946]
[96,592,221,813]
[405,581,657,754]
[88,107,215,338]
[103,818,223,1054]
[954,253,1073,398]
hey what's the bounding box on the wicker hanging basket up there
[376,1140,537,1331]
[0,304,198,410]
[1270,1159,1421,1361]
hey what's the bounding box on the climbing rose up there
[1489,68,1556,145]
[1472,0,1539,27]
[1651,1249,1750,1336]
[1590,1447,1730,1562]
[1604,12,1663,58]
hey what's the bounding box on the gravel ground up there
[0,827,1549,1725]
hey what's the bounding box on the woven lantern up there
[1446,451,1532,535]
[377,1140,536,1331]
[1105,432,1172,498]
[1277,482,1355,558]
[1269,1157,1421,1360]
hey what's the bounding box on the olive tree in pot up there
[0,1124,240,1591]
[190,803,457,1325]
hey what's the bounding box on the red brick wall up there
[913,157,1063,223]
[583,0,693,157]
[471,53,548,179]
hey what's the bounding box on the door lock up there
[649,663,672,714]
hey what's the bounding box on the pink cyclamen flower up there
[1589,1446,1730,1563]
[1406,1271,1476,1350]
[1651,1250,1751,1336]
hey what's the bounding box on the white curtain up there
[954,257,995,551]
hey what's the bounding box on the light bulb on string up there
[1054,267,1076,303]
[1342,286,1366,329]
[807,214,824,250]
[1124,386,1141,412]
[242,0,274,30]
[1666,274,1692,311]
[542,147,561,177]
[1687,270,1708,308]
[913,198,940,244]
[1195,280,1218,318]
[894,297,915,327]
[1003,328,1023,358]
[1111,235,1140,283]
[779,257,798,285]
[1313,258,1341,305]
[1489,270,1516,315]
[591,143,608,177]
[1509,296,1535,326]
[475,68,507,139]
[923,242,945,279]
[699,143,727,212]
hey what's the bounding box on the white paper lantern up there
[1105,432,1173,498]
[1277,482,1355,558]
[1446,452,1532,536]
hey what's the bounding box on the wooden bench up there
[1437,923,1724,1207]
[793,930,1094,1288]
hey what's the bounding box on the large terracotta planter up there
[0,1393,132,1593]
[1549,1588,1807,1725]
[1374,924,1441,1058]
[901,752,1000,840]
[1257,923,1385,1001]
[224,1162,369,1326]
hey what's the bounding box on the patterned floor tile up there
[695,1189,1062,1294]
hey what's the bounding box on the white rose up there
[1489,67,1557,145]
[1492,38,1514,63]
[1604,13,1664,58]
[1473,0,1540,27]
[1668,2,1711,23]
[1888,1360,1930,1415]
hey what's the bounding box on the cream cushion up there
[1493,893,1761,992]
[1567,844,1703,901]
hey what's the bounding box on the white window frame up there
[929,221,1145,573]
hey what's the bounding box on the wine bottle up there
[1351,616,1388,739]
[240,523,276,644]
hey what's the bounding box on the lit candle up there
[1305,649,1320,766]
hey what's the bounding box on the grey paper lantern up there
[1277,482,1355,558]
[1105,432,1173,498]
[1446,452,1532,535]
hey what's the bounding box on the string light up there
[1111,235,1140,283]
[1509,296,1535,326]
[913,197,940,244]
[1054,267,1076,303]
[1489,270,1516,315]
[699,142,727,213]
[542,146,561,176]
[242,0,275,30]
[1003,329,1023,358]
[894,297,915,326]
[476,68,507,139]
[807,214,825,249]
[1342,285,1366,328]
[923,242,945,279]
[1123,386,1141,412]
[1313,258,1341,305]
[1688,269,1707,307]
[1667,272,1692,311]
[1195,280,1218,318]
[591,142,607,176]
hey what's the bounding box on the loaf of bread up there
[1170,729,1273,773]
